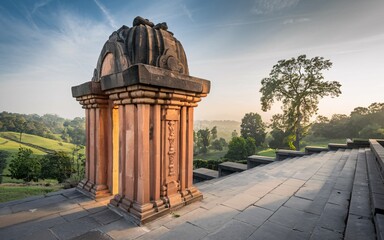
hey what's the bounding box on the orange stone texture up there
[71,16,210,224]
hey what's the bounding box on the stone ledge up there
[328,143,349,151]
[370,139,384,175]
[100,64,211,94]
[71,81,103,98]
[347,138,370,148]
[275,149,306,161]
[305,146,329,154]
[247,155,275,169]
[193,168,218,183]
[218,162,247,177]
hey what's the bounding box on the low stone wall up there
[370,139,384,177]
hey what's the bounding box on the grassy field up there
[301,137,346,148]
[257,148,276,157]
[0,132,76,153]
[0,184,62,203]
[0,136,45,155]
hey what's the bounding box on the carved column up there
[72,82,112,198]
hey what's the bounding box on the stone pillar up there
[105,81,207,223]
[72,82,112,198]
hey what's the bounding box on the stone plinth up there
[72,16,210,224]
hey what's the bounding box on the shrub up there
[193,159,224,170]
[225,137,256,160]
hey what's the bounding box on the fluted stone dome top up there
[92,16,189,82]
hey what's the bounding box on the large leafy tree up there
[196,128,211,154]
[40,151,73,183]
[240,112,266,147]
[260,55,341,150]
[9,147,41,182]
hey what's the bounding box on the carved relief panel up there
[161,107,180,203]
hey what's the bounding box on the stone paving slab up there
[221,192,260,211]
[317,202,348,234]
[234,205,273,227]
[51,216,102,239]
[254,193,290,211]
[71,230,113,240]
[202,219,254,240]
[97,218,147,240]
[249,220,309,240]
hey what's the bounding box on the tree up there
[40,151,73,183]
[72,145,85,180]
[359,124,384,139]
[211,126,218,140]
[268,114,292,149]
[0,150,10,183]
[9,147,41,182]
[211,138,227,151]
[240,112,266,146]
[368,102,384,114]
[225,137,256,160]
[62,117,86,145]
[231,130,239,138]
[260,54,341,150]
[196,128,211,154]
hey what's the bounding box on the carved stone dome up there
[92,16,189,82]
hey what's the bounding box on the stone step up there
[366,150,384,215]
[275,149,307,161]
[346,139,370,149]
[305,146,329,154]
[328,143,349,151]
[345,148,376,240]
[308,149,356,237]
[247,155,275,169]
[376,214,384,240]
[218,162,248,177]
[193,168,218,183]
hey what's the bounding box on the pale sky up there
[0,0,383,122]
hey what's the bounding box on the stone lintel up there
[100,64,211,94]
[72,81,103,98]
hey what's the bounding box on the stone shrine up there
[71,16,210,223]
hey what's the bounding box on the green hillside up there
[0,136,45,155]
[0,132,76,153]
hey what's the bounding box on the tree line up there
[311,102,384,139]
[3,146,84,184]
[0,112,85,145]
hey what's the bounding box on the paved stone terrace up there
[0,149,376,239]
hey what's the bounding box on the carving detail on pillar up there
[168,121,176,176]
